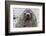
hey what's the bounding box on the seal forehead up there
[24,8,32,13]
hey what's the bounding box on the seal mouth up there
[26,16,31,20]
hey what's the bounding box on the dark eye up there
[13,17,16,19]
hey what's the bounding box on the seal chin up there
[26,17,30,20]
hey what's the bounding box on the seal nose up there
[27,14,29,17]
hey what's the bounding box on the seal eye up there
[24,25,26,27]
[13,17,16,19]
